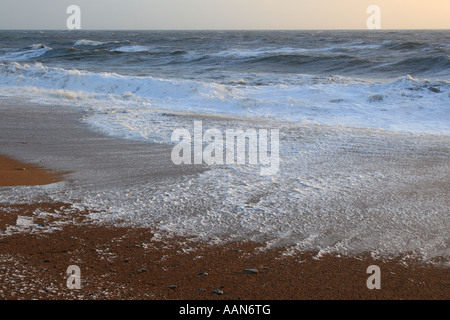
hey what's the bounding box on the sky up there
[0,0,448,30]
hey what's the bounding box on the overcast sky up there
[0,0,448,30]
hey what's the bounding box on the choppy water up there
[0,30,449,135]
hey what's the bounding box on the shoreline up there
[0,99,448,300]
[0,156,449,300]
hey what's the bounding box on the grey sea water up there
[0,30,449,134]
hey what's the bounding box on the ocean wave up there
[112,45,151,53]
[0,44,52,61]
[0,62,448,135]
[1,37,448,80]
[0,61,233,103]
[391,56,450,74]
[215,47,336,59]
[1,61,448,98]
[30,43,48,50]
[74,39,106,46]
[384,41,430,51]
[110,45,190,56]
[241,54,374,74]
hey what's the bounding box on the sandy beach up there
[0,180,449,300]
[0,99,448,300]
[0,154,64,187]
[0,185,449,300]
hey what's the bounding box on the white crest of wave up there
[74,39,105,46]
[113,45,150,53]
[0,45,51,61]
[0,62,448,136]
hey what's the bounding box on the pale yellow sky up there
[0,0,449,30]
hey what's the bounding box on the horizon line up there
[0,28,449,32]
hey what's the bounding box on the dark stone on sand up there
[244,269,259,274]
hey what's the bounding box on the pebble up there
[244,269,259,274]
[213,289,223,295]
[169,285,177,289]
[198,272,208,276]
[137,268,147,273]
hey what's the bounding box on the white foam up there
[74,39,105,46]
[113,45,150,53]
[215,46,341,58]
[0,62,448,140]
[0,125,447,260]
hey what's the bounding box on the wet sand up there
[0,154,65,187]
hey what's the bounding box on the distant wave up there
[0,44,52,61]
[74,39,106,46]
[1,37,449,79]
[391,56,450,74]
[384,41,430,51]
[113,45,151,53]
[244,53,371,67]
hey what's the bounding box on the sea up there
[0,30,449,135]
[0,30,449,259]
